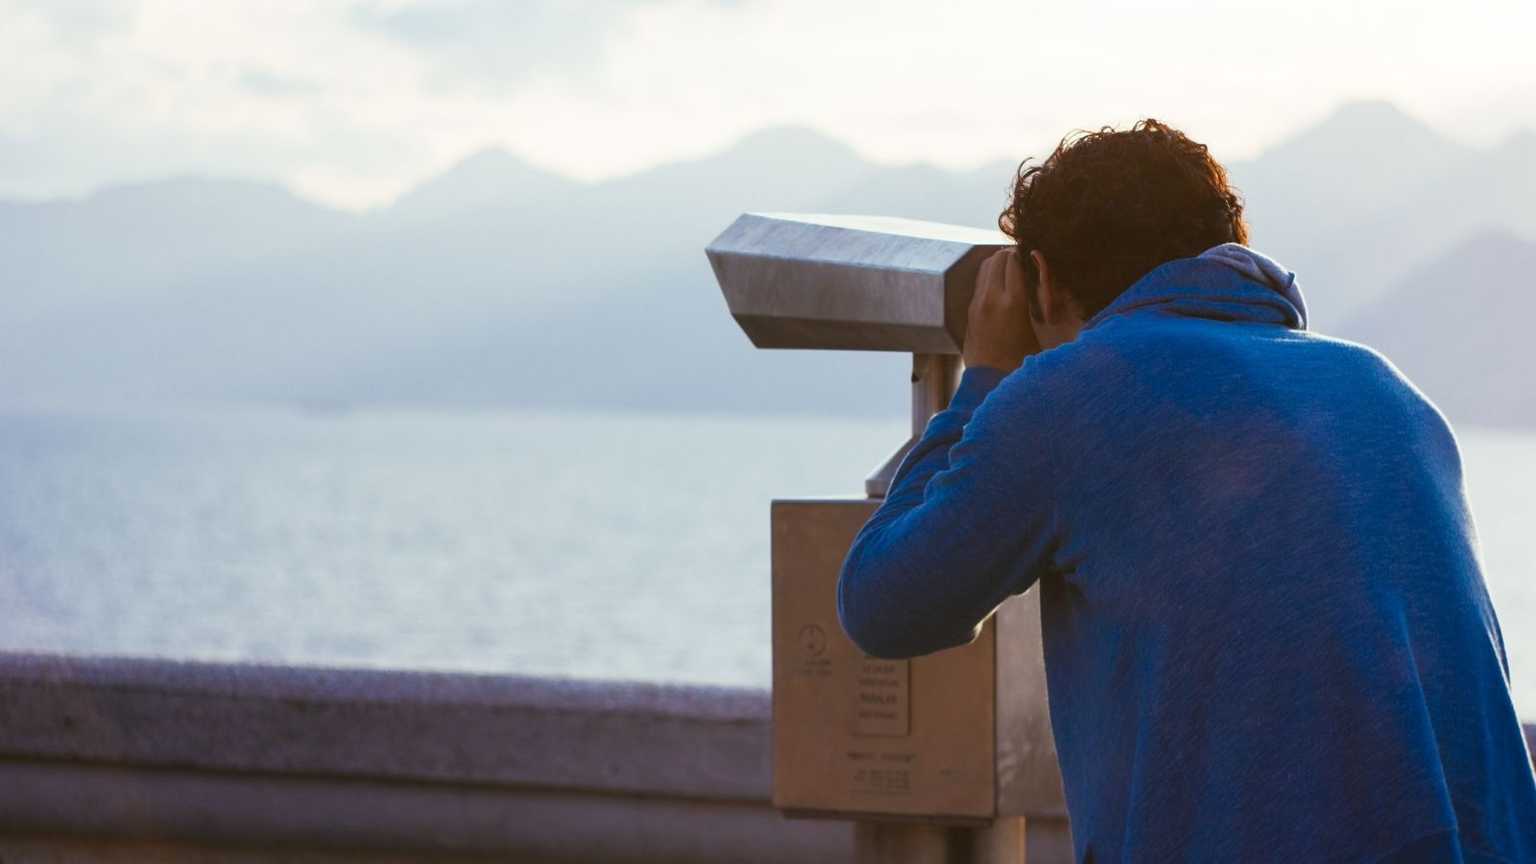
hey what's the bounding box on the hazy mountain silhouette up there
[1338,231,1536,428]
[0,124,913,415]
[0,102,1532,423]
[1227,101,1536,327]
[1234,100,1464,228]
[385,148,587,224]
[2,176,355,314]
[808,159,1020,228]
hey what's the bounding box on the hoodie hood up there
[1082,243,1309,332]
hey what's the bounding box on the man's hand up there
[962,247,1041,372]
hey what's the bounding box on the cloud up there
[237,66,321,98]
[0,0,1531,213]
[6,0,137,41]
[350,0,742,89]
[0,117,429,206]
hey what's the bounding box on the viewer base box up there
[770,499,1067,823]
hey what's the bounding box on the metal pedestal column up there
[866,353,963,499]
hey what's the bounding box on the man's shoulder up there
[995,318,1452,433]
[1287,329,1451,416]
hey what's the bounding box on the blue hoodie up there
[836,244,1536,862]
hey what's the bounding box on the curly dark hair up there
[998,118,1248,320]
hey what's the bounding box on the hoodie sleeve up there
[836,362,1062,660]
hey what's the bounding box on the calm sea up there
[1,408,1532,716]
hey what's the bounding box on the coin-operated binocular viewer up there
[706,213,1070,862]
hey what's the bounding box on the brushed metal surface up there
[865,353,962,498]
[706,212,1011,352]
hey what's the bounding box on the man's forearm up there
[836,365,1010,658]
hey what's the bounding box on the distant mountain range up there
[1338,230,1536,428]
[2,100,1533,426]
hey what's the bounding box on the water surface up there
[1,408,1531,716]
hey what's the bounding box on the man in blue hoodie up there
[836,119,1536,862]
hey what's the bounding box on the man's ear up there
[1029,249,1055,324]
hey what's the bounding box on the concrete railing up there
[0,652,851,862]
[0,652,1532,862]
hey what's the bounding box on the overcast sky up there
[3,0,1533,210]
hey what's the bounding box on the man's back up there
[837,246,1536,861]
[1031,251,1534,861]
